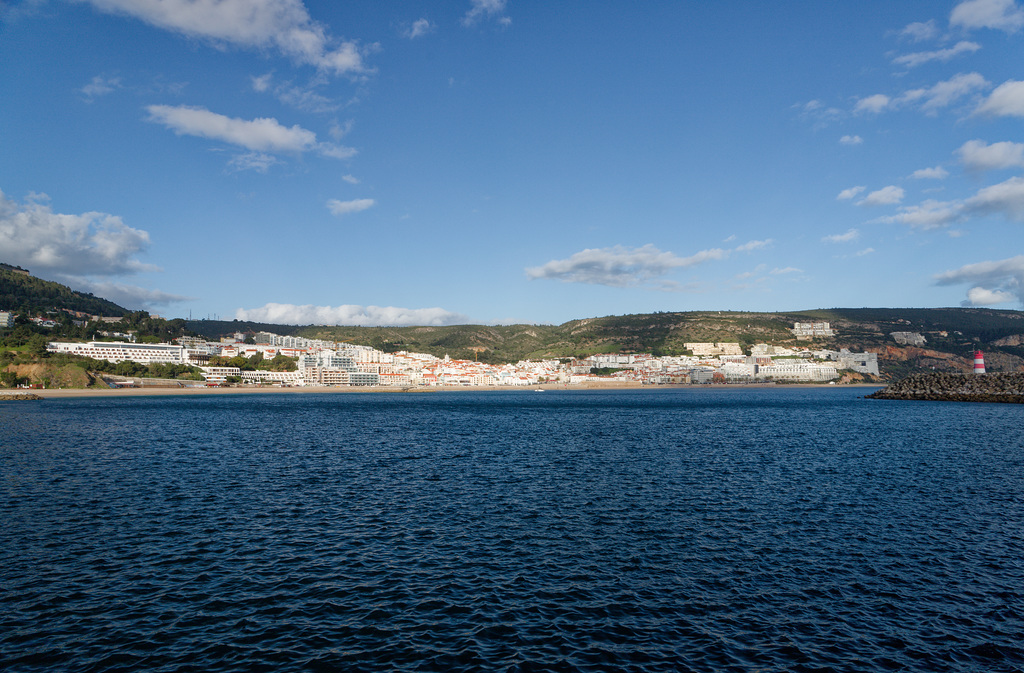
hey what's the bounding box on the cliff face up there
[867,372,1024,403]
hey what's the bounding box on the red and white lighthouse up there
[973,350,986,374]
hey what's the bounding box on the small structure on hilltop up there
[973,350,986,375]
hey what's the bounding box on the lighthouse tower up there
[973,350,986,375]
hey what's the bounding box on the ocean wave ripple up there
[2,389,1023,672]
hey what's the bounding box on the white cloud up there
[839,135,863,145]
[82,0,369,75]
[734,239,773,252]
[146,104,314,152]
[823,228,859,243]
[462,0,509,26]
[854,94,891,114]
[329,119,355,140]
[859,74,991,117]
[975,80,1024,117]
[966,286,1017,304]
[900,20,940,42]
[250,72,341,113]
[326,198,375,216]
[935,254,1024,306]
[837,186,866,200]
[80,75,121,101]
[950,0,1024,33]
[526,244,727,286]
[251,73,273,92]
[899,72,990,113]
[883,199,963,229]
[228,152,280,173]
[771,267,803,275]
[957,139,1024,170]
[0,189,155,277]
[525,241,768,287]
[910,166,949,179]
[855,247,876,256]
[235,302,468,326]
[892,41,981,68]
[145,104,354,161]
[317,144,358,160]
[405,18,433,39]
[964,175,1024,220]
[883,175,1024,229]
[858,185,905,206]
[341,174,360,184]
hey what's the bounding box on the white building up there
[685,342,744,356]
[890,332,926,347]
[791,322,834,339]
[47,341,187,365]
[756,362,838,382]
[240,370,305,386]
[199,366,241,384]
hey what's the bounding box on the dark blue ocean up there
[2,388,1023,672]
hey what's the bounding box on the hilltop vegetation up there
[0,268,128,317]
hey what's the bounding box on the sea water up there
[2,388,1022,672]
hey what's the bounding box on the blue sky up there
[2,0,1024,326]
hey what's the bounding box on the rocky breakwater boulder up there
[0,392,43,401]
[867,372,1024,403]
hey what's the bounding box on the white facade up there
[48,341,186,364]
[685,342,743,356]
[792,322,834,339]
[756,362,838,381]
[240,370,304,385]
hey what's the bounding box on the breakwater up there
[867,372,1024,403]
[0,392,42,401]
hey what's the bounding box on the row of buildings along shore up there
[46,324,879,387]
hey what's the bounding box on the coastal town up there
[42,322,880,388]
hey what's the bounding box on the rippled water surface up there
[2,388,1023,672]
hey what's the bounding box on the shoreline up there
[17,382,882,399]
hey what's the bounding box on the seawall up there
[867,372,1024,403]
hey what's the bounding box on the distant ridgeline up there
[867,372,1024,403]
[0,265,128,317]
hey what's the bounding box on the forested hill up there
[0,268,128,317]
[188,307,1024,376]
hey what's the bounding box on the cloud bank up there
[82,0,369,74]
[235,302,468,326]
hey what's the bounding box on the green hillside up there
[0,267,128,317]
